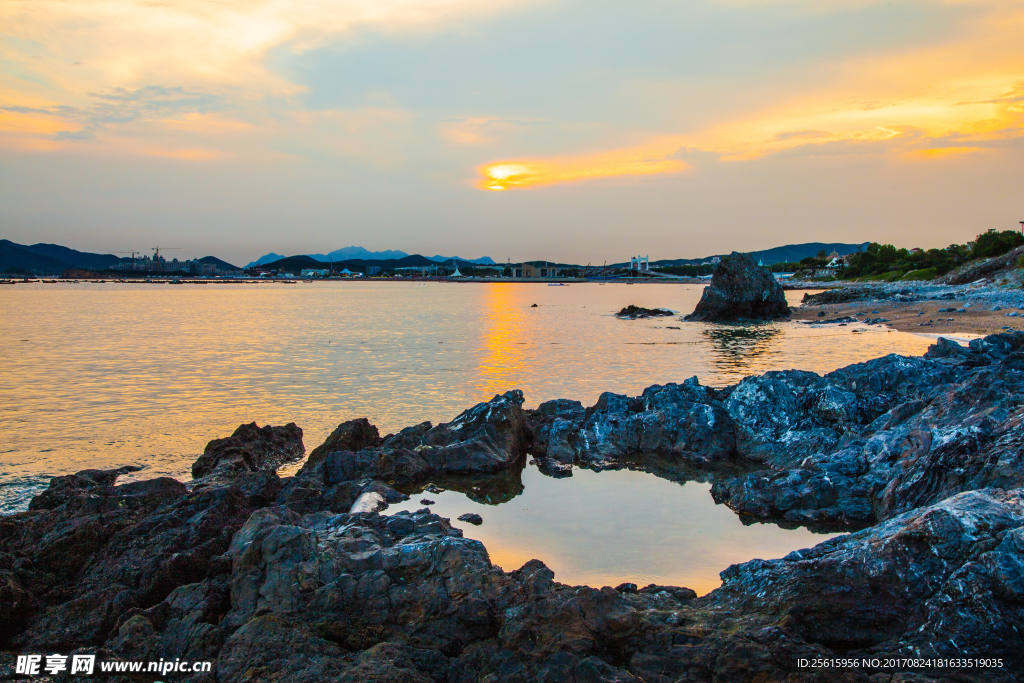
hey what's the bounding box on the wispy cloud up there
[1,85,224,145]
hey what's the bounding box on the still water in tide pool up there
[1,281,934,589]
[388,465,837,595]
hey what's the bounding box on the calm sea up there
[1,281,936,592]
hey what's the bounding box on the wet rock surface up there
[684,252,790,322]
[3,334,1024,680]
[191,422,304,481]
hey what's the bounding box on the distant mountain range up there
[245,247,496,269]
[2,238,870,276]
[257,253,489,273]
[0,239,240,275]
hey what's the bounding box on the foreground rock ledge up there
[2,333,1024,681]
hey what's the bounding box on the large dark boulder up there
[684,251,789,322]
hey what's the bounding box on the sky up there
[1,0,1022,265]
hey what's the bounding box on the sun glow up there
[479,140,689,190]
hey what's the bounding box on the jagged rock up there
[28,464,144,511]
[615,305,674,319]
[289,392,527,500]
[192,422,304,480]
[942,243,1024,285]
[3,468,264,652]
[527,378,735,472]
[802,286,921,306]
[684,252,790,322]
[458,513,483,525]
[304,418,381,471]
[705,488,1024,665]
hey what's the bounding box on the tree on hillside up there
[972,230,1024,259]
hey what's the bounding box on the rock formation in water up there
[3,333,1024,680]
[615,305,674,319]
[684,251,790,322]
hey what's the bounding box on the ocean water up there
[0,281,935,591]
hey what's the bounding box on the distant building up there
[300,269,329,277]
[367,266,382,276]
[630,255,650,272]
[513,263,559,278]
[111,254,228,275]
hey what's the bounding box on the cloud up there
[83,86,224,124]
[0,0,541,96]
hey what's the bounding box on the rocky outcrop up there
[4,333,1024,680]
[192,422,304,480]
[305,418,381,470]
[942,243,1024,285]
[615,305,674,319]
[801,286,928,306]
[4,472,1021,680]
[278,392,527,514]
[684,251,790,322]
[523,332,1024,533]
[712,332,1024,529]
[0,467,266,653]
[526,380,736,476]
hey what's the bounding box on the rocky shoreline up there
[788,276,1024,336]
[3,333,1024,681]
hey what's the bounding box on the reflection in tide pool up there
[0,281,934,512]
[389,464,838,595]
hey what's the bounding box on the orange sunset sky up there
[1,0,1022,263]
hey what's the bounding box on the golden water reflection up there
[703,324,784,373]
[479,283,528,401]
